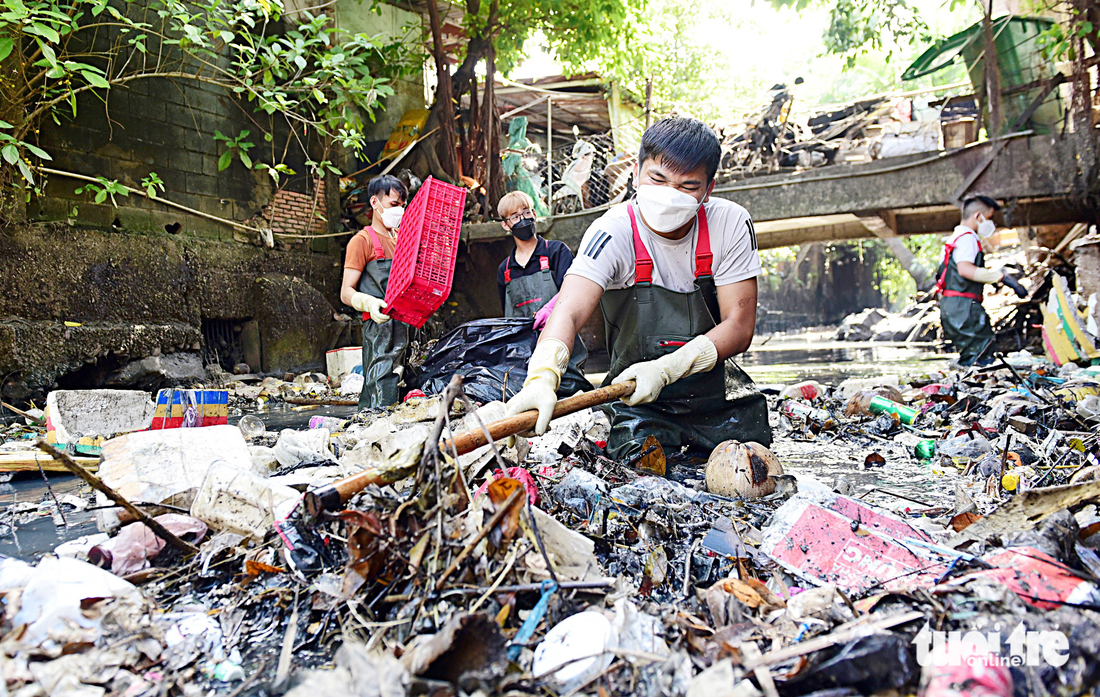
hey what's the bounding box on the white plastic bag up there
[339,373,365,397]
[273,428,337,468]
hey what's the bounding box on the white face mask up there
[977,217,996,239]
[380,205,404,231]
[634,184,701,233]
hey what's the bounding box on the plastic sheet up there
[413,318,591,404]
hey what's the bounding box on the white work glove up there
[350,292,390,324]
[970,267,1003,285]
[505,337,570,435]
[613,335,719,406]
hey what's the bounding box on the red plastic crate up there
[383,177,467,328]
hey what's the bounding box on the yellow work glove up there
[613,335,718,406]
[505,337,570,435]
[350,292,391,324]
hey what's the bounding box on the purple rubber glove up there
[533,294,558,331]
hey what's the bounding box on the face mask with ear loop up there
[634,184,703,233]
[380,205,405,231]
[977,217,996,239]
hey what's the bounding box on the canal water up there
[1,335,951,560]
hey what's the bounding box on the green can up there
[915,439,936,460]
[868,396,919,425]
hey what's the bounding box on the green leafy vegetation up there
[0,0,419,216]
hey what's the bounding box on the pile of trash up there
[5,352,1100,696]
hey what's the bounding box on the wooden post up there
[982,0,1003,136]
[645,78,653,129]
[546,98,553,207]
[426,0,460,180]
[37,440,198,556]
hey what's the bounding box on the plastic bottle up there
[937,434,993,460]
[867,396,918,425]
[779,380,825,401]
[915,439,936,460]
[189,461,300,540]
[237,415,266,439]
[780,400,837,428]
[1077,394,1100,422]
[308,415,346,431]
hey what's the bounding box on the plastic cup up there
[238,415,266,439]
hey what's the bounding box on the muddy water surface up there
[1,334,959,560]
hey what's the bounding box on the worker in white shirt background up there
[934,195,1028,368]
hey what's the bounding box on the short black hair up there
[367,175,407,203]
[962,195,1001,216]
[637,117,722,183]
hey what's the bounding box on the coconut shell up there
[844,386,907,417]
[705,440,784,498]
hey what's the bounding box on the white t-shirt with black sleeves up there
[566,197,762,293]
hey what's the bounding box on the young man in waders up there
[505,117,772,461]
[496,191,588,375]
[935,195,1027,368]
[340,175,409,409]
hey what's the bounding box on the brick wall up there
[248,179,329,235]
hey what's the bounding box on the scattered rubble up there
[5,349,1100,696]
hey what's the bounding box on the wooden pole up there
[36,440,198,556]
[982,0,1003,136]
[546,98,553,205]
[306,381,635,512]
[645,77,653,129]
[1,400,44,425]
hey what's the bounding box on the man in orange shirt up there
[340,175,408,409]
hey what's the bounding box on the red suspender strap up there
[936,230,975,294]
[364,226,386,261]
[627,202,712,282]
[935,243,953,293]
[695,205,713,278]
[626,203,654,284]
[504,267,512,283]
[943,289,982,300]
[539,256,550,271]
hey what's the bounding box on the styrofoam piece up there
[326,346,362,381]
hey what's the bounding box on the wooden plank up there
[0,451,99,473]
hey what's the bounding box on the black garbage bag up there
[778,633,917,696]
[412,317,592,404]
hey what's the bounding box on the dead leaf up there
[740,577,786,609]
[337,509,393,598]
[950,511,982,532]
[864,452,886,468]
[635,435,666,476]
[408,530,430,571]
[487,477,524,544]
[245,560,285,576]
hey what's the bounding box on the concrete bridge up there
[461,134,1092,251]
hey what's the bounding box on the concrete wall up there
[29,65,316,238]
[0,224,344,402]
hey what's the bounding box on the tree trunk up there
[426,0,460,180]
[466,73,479,183]
[484,44,505,207]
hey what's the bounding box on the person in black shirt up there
[496,191,575,328]
[496,190,588,375]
